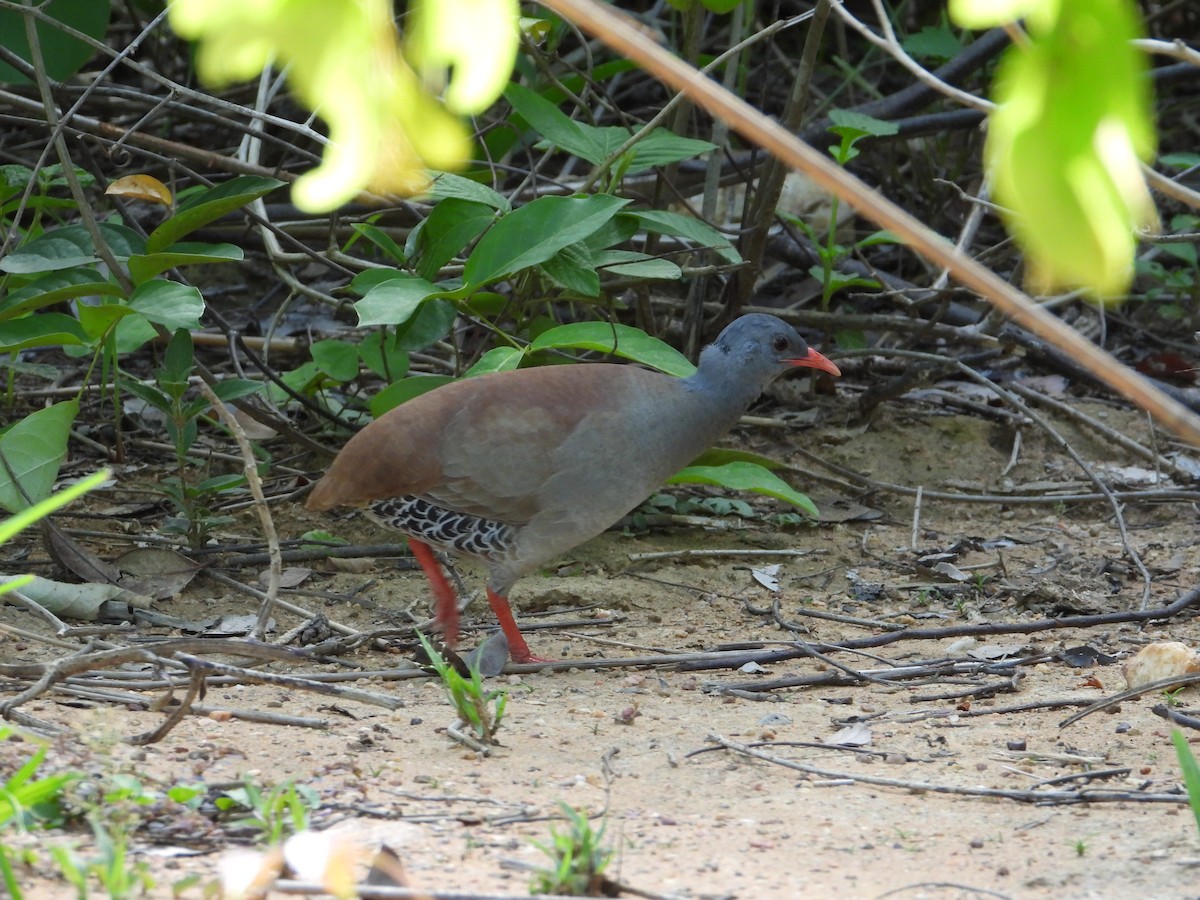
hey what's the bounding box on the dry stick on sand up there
[702,734,1188,807]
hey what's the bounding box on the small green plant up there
[0,726,84,899]
[216,778,320,845]
[781,109,900,311]
[49,815,155,899]
[1172,730,1200,838]
[123,329,262,547]
[530,802,613,896]
[417,631,508,745]
[1073,837,1088,857]
[1165,687,1187,707]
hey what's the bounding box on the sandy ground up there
[4,400,1200,899]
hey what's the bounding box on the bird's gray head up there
[694,314,840,397]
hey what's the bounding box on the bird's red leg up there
[407,539,460,648]
[486,588,551,664]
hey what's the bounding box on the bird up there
[305,314,839,663]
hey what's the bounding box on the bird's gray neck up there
[681,342,766,415]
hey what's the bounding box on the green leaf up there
[504,83,605,163]
[0,223,144,274]
[145,176,285,253]
[424,171,511,212]
[369,375,455,417]
[625,130,715,172]
[464,194,631,287]
[350,223,407,263]
[0,268,121,321]
[623,209,741,264]
[828,108,900,141]
[0,401,79,512]
[539,242,599,296]
[127,242,243,285]
[75,302,135,340]
[415,198,496,281]
[668,461,819,517]
[981,0,1156,297]
[689,448,789,470]
[530,322,694,376]
[311,340,361,382]
[394,299,456,350]
[128,280,205,330]
[0,313,87,352]
[901,25,963,62]
[211,379,265,403]
[1173,730,1200,837]
[594,250,682,280]
[353,274,442,327]
[464,346,524,376]
[0,0,111,84]
[357,329,410,381]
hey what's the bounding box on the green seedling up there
[530,802,613,896]
[417,631,509,745]
[123,329,262,547]
[216,778,320,845]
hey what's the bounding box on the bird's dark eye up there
[771,334,790,352]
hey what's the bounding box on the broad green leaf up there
[128,242,243,285]
[357,329,410,381]
[145,176,284,253]
[354,274,441,327]
[350,223,407,263]
[395,298,457,350]
[624,209,741,264]
[976,0,1156,297]
[595,250,682,281]
[128,280,205,330]
[828,108,900,141]
[464,194,631,287]
[901,26,963,62]
[539,242,599,296]
[0,313,87,352]
[311,340,361,382]
[0,0,111,84]
[505,83,603,162]
[0,401,79,512]
[0,269,121,321]
[114,313,158,355]
[369,375,454,417]
[424,171,511,212]
[416,198,496,281]
[689,448,789,470]
[625,130,715,172]
[0,223,144,274]
[211,379,265,403]
[668,461,819,517]
[530,322,693,376]
[464,346,523,376]
[75,302,135,340]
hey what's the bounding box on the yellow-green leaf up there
[979,0,1157,298]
